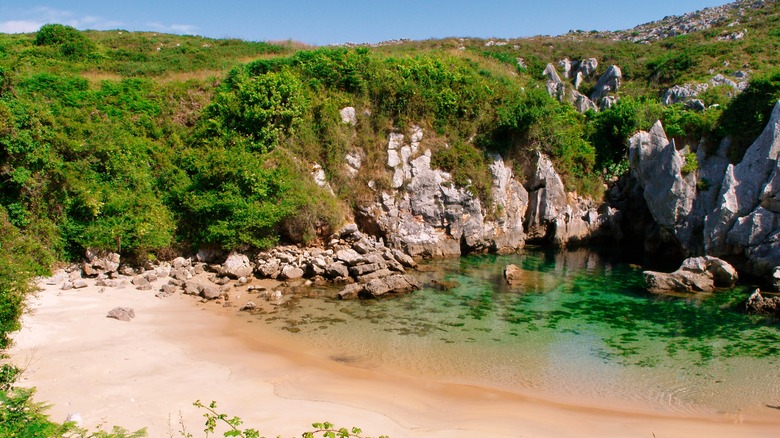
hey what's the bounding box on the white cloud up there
[0,20,42,33]
[0,7,124,34]
[147,22,199,35]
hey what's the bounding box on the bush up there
[34,24,95,59]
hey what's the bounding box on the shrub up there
[34,24,95,59]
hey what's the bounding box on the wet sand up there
[8,275,780,437]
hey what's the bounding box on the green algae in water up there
[252,249,780,416]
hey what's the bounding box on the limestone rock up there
[745,289,780,316]
[240,302,257,311]
[220,252,253,279]
[72,279,88,289]
[280,265,304,280]
[576,58,598,78]
[543,63,562,83]
[504,264,522,285]
[628,121,697,230]
[339,106,357,125]
[200,284,222,300]
[83,249,120,277]
[644,256,738,293]
[338,283,363,300]
[662,83,709,106]
[590,65,622,104]
[107,307,135,322]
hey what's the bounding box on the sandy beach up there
[8,274,780,438]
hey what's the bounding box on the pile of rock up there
[253,224,419,299]
[644,256,739,293]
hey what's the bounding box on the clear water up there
[248,248,780,417]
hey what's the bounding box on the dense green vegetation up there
[1,1,780,432]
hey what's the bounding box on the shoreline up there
[8,275,780,437]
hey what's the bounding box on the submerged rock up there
[504,264,523,285]
[745,289,780,317]
[644,256,738,293]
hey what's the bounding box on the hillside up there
[0,0,777,262]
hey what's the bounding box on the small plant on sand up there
[190,401,388,438]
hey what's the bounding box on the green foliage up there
[681,151,698,175]
[491,87,595,182]
[34,24,96,59]
[191,401,387,438]
[716,70,780,162]
[431,140,492,202]
[203,70,307,152]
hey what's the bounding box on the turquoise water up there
[251,249,780,417]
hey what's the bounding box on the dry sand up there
[8,275,780,438]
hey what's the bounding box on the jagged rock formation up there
[627,101,780,282]
[543,61,620,113]
[356,128,619,257]
[590,66,622,108]
[524,153,620,245]
[644,256,738,293]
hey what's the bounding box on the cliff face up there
[627,101,780,279]
[355,128,619,258]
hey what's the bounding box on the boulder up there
[107,307,135,322]
[543,63,562,83]
[172,257,190,269]
[280,265,304,280]
[72,279,88,289]
[220,252,253,279]
[576,58,598,78]
[131,276,150,288]
[325,262,350,279]
[644,256,738,293]
[339,106,357,125]
[200,284,222,300]
[338,283,363,300]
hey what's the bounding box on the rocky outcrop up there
[704,101,780,275]
[524,153,620,246]
[590,65,622,107]
[627,102,780,283]
[644,256,738,293]
[543,62,598,113]
[588,0,769,44]
[358,129,531,257]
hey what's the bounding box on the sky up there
[0,1,733,46]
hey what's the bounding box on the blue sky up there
[0,1,732,45]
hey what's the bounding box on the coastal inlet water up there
[245,248,780,417]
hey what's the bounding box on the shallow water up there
[249,248,780,417]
